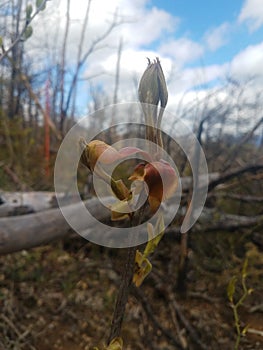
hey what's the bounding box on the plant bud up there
[79,139,119,171]
[138,57,168,110]
[138,58,168,146]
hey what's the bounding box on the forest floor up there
[0,230,263,350]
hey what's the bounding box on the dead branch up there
[132,286,184,349]
[0,197,111,255]
[208,164,263,192]
[208,192,263,203]
[150,272,209,350]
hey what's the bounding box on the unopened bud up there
[138,57,168,110]
[138,58,168,147]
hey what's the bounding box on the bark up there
[1,193,261,255]
[0,197,111,255]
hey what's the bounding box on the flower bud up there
[138,58,168,147]
[138,57,168,110]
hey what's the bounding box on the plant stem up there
[107,245,137,343]
[107,199,147,344]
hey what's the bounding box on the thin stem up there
[107,245,137,343]
[107,198,148,344]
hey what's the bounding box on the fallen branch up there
[208,164,263,192]
[0,196,262,255]
[0,197,111,255]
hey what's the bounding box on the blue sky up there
[149,0,263,66]
[29,0,263,114]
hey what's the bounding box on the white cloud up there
[120,6,178,47]
[159,38,204,66]
[85,49,173,102]
[238,0,263,31]
[21,0,263,122]
[204,22,230,51]
[27,0,178,64]
[230,42,263,80]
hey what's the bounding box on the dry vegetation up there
[0,229,263,350]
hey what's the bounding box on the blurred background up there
[0,1,262,349]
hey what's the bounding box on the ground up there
[0,230,263,350]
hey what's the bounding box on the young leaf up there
[227,276,237,303]
[133,250,152,287]
[36,0,46,10]
[110,200,131,221]
[26,4,33,19]
[106,337,123,350]
[24,26,33,40]
[143,215,165,257]
[242,258,248,279]
[248,288,253,295]
[241,324,250,336]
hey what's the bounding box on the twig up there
[247,328,263,337]
[151,272,209,350]
[3,164,28,191]
[107,195,148,343]
[170,296,208,350]
[0,0,48,63]
[107,245,138,343]
[132,286,184,349]
[1,314,21,338]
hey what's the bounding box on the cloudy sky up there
[29,0,263,116]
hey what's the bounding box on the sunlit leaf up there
[92,337,123,350]
[110,200,131,221]
[227,276,237,303]
[242,324,250,336]
[242,258,248,278]
[248,288,253,295]
[133,250,152,287]
[143,215,165,257]
[106,337,123,350]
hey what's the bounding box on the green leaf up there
[26,4,33,19]
[110,199,130,221]
[227,276,237,303]
[248,288,253,295]
[242,324,250,336]
[143,215,165,257]
[242,258,248,278]
[133,250,152,287]
[36,0,46,11]
[0,36,3,47]
[106,337,123,350]
[24,26,33,40]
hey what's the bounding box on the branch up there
[132,287,184,349]
[208,164,263,192]
[0,197,112,255]
[222,116,263,172]
[0,0,48,63]
[64,10,123,116]
[208,192,263,203]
